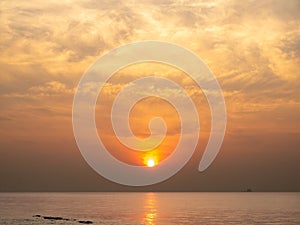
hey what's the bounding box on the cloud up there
[29,81,74,96]
[0,0,299,141]
[2,81,74,100]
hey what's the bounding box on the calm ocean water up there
[0,192,299,225]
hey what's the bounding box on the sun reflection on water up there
[143,193,157,225]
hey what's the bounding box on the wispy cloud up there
[1,0,299,144]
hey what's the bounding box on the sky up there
[0,0,299,191]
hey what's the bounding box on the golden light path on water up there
[143,193,158,225]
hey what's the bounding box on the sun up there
[147,158,155,167]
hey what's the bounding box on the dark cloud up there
[0,116,12,121]
[0,63,50,95]
[267,0,300,20]
[279,34,300,59]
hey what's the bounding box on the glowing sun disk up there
[147,159,155,167]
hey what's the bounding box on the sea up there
[0,192,299,225]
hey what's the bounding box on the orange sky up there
[95,63,209,166]
[0,0,299,191]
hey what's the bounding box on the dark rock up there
[43,216,64,220]
[78,220,93,224]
